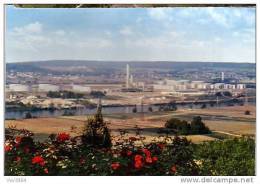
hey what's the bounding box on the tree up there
[82,101,111,148]
[165,118,190,135]
[90,91,106,98]
[190,116,210,134]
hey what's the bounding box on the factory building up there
[71,85,91,93]
[7,84,31,92]
[38,84,60,92]
[153,78,246,92]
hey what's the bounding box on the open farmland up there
[5,105,255,143]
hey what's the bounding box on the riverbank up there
[5,97,253,120]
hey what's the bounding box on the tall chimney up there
[126,64,130,88]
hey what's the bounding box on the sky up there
[5,5,255,63]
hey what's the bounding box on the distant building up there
[7,84,30,92]
[71,85,91,93]
[38,84,60,92]
[221,72,225,81]
[236,84,246,90]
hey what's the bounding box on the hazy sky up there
[5,5,255,63]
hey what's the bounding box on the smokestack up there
[126,64,130,88]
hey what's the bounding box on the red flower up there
[32,156,45,166]
[4,145,11,152]
[127,151,132,156]
[111,162,120,170]
[145,156,153,164]
[171,165,177,173]
[129,137,138,142]
[142,148,151,157]
[15,156,21,162]
[15,136,22,144]
[134,155,143,169]
[44,168,48,174]
[57,132,70,142]
[152,156,158,163]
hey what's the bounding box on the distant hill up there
[6,60,255,76]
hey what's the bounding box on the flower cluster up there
[6,129,239,176]
[32,156,45,166]
[56,132,70,142]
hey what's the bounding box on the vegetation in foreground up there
[4,108,255,176]
[5,130,255,176]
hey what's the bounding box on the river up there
[5,99,255,120]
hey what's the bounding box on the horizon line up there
[6,59,256,64]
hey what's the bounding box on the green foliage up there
[194,137,255,176]
[89,91,106,98]
[161,136,199,175]
[5,128,255,176]
[47,91,84,99]
[82,105,112,148]
[165,116,210,135]
[165,118,190,135]
[190,116,210,134]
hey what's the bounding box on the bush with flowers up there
[4,109,255,176]
[5,126,197,176]
[4,127,254,176]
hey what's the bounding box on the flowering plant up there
[4,128,255,176]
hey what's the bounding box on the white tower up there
[126,64,130,88]
[221,72,225,81]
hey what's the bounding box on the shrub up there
[190,116,210,134]
[4,128,255,176]
[81,105,112,148]
[90,91,106,98]
[165,116,210,135]
[47,91,84,99]
[194,137,255,176]
[165,118,190,135]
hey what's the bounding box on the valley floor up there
[5,105,255,143]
